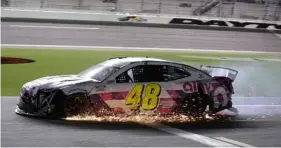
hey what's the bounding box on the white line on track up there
[9,25,100,30]
[233,97,281,99]
[148,124,238,147]
[235,105,281,107]
[2,95,278,146]
[214,137,256,147]
[179,55,281,62]
[234,119,281,122]
[2,44,281,54]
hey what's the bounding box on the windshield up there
[78,64,120,82]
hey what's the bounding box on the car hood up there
[22,75,97,92]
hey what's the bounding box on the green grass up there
[2,48,281,96]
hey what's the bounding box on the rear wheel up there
[209,98,233,113]
[185,93,208,116]
[208,86,233,113]
[173,93,208,117]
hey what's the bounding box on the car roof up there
[101,57,173,67]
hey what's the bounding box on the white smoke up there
[222,61,281,97]
[181,57,281,118]
[214,60,281,117]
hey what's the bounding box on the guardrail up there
[2,0,281,21]
[1,8,280,32]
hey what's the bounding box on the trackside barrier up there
[1,8,281,32]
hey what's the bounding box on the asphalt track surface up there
[2,22,281,52]
[2,21,281,147]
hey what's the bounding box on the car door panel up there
[93,82,174,115]
[88,61,226,115]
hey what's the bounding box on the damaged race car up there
[15,57,238,119]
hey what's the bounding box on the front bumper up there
[15,96,51,117]
[15,105,41,117]
[15,88,58,118]
[15,105,60,119]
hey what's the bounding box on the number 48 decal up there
[125,83,161,110]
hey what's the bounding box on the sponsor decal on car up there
[125,83,161,110]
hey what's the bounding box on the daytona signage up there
[169,18,281,30]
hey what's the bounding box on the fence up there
[1,0,281,21]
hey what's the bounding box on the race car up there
[15,57,238,118]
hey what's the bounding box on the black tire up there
[209,98,232,113]
[208,87,233,113]
[173,93,208,117]
[185,93,208,116]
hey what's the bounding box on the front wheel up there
[63,93,90,117]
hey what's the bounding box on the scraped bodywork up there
[15,57,238,119]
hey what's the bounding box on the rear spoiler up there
[200,65,238,81]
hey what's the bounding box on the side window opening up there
[164,65,191,81]
[127,69,134,82]
[130,65,165,82]
[115,72,131,83]
[115,64,191,83]
[115,65,164,83]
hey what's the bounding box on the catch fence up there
[2,0,281,21]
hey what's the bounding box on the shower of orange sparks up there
[65,111,227,124]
